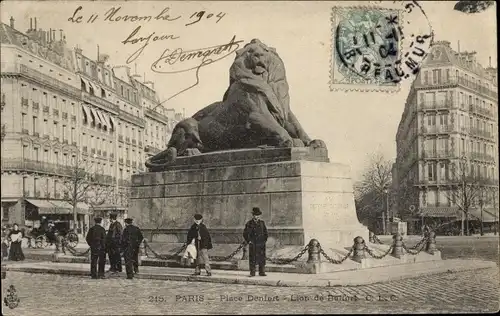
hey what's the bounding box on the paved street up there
[1,267,498,315]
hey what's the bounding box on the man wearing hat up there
[121,218,144,279]
[243,207,268,277]
[86,217,107,279]
[186,214,212,276]
[106,213,123,273]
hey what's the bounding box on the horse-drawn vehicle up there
[30,220,79,248]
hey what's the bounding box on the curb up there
[4,260,497,288]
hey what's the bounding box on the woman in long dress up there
[8,224,25,261]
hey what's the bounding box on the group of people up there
[1,223,25,261]
[85,214,144,279]
[86,206,269,279]
[186,207,269,277]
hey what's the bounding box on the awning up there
[80,78,90,93]
[108,115,117,131]
[82,104,92,124]
[468,208,499,223]
[26,199,72,215]
[420,207,461,218]
[90,108,103,126]
[95,110,108,129]
[100,112,112,129]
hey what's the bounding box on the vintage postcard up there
[0,0,498,315]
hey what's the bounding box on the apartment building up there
[393,40,499,234]
[0,17,184,233]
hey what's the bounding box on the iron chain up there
[364,243,394,259]
[402,239,427,255]
[372,234,384,244]
[64,244,91,257]
[143,240,187,260]
[211,242,247,262]
[319,246,353,264]
[266,245,309,265]
[409,236,428,250]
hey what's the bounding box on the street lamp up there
[383,186,389,235]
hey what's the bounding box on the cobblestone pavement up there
[1,267,498,315]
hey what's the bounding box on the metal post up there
[382,212,386,235]
[306,239,321,264]
[391,232,404,259]
[352,236,366,262]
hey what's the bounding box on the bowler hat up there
[252,207,262,216]
[94,217,102,224]
[109,213,117,220]
[194,214,203,220]
[124,218,133,224]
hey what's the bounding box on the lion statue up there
[146,39,326,169]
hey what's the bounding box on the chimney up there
[49,28,52,42]
[489,57,492,67]
[52,29,56,42]
[59,29,63,41]
[9,16,14,29]
[30,18,33,31]
[34,17,37,30]
[457,41,460,53]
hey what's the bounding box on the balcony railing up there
[63,139,69,144]
[418,100,454,110]
[132,161,137,168]
[83,146,88,152]
[54,192,61,199]
[118,135,124,142]
[21,98,28,107]
[469,127,493,139]
[103,151,107,157]
[53,109,59,117]
[125,137,131,144]
[43,106,49,113]
[17,64,81,98]
[91,148,96,154]
[71,115,77,122]
[1,158,74,177]
[43,134,50,139]
[138,140,143,147]
[32,102,39,110]
[418,75,497,100]
[117,108,145,128]
[53,136,59,142]
[423,150,451,159]
[33,131,40,137]
[119,158,124,164]
[421,125,454,134]
[82,92,119,114]
[132,139,137,145]
[21,128,29,135]
[62,112,68,120]
[118,179,131,187]
[72,141,77,146]
[126,159,131,166]
[110,153,114,159]
[34,191,41,198]
[97,149,102,156]
[144,108,169,124]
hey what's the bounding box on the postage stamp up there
[330,2,434,92]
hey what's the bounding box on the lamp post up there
[383,186,389,235]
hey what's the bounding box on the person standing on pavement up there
[186,214,213,276]
[243,207,268,277]
[121,218,144,279]
[86,217,106,279]
[7,224,25,261]
[106,213,123,273]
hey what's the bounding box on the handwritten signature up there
[150,36,244,105]
[122,26,180,64]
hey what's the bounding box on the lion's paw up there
[291,138,305,147]
[308,139,327,149]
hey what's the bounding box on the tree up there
[354,153,394,233]
[446,157,497,236]
[60,153,111,232]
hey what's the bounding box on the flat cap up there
[124,218,133,224]
[109,213,117,220]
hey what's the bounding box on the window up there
[54,180,58,197]
[21,113,27,130]
[428,162,437,181]
[427,114,436,126]
[34,147,39,161]
[53,121,58,137]
[423,71,429,84]
[439,114,448,126]
[432,69,441,85]
[34,178,38,195]
[32,116,38,134]
[54,151,59,165]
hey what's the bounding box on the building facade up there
[393,40,499,234]
[0,17,184,233]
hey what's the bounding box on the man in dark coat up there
[106,213,123,273]
[186,214,212,276]
[86,217,106,279]
[243,207,268,277]
[121,218,144,279]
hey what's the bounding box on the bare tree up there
[446,157,497,236]
[354,153,394,232]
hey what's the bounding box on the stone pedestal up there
[129,147,368,250]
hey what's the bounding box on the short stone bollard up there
[351,236,366,262]
[391,232,403,259]
[425,231,437,254]
[369,231,375,243]
[307,239,321,264]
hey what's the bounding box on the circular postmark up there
[334,1,434,85]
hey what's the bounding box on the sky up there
[1,1,497,180]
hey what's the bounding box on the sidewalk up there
[2,259,496,287]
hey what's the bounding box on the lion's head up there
[227,39,290,122]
